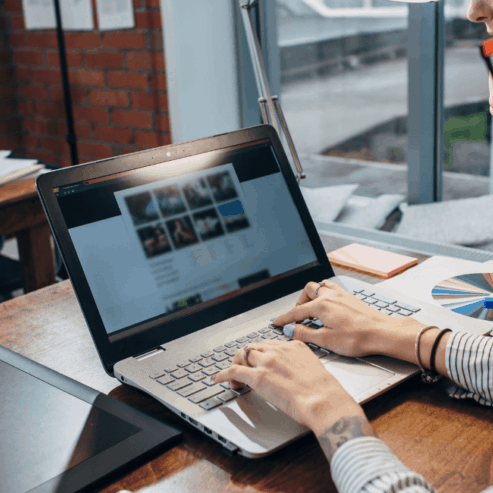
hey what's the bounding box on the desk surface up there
[1,233,492,493]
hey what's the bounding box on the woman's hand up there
[272,279,422,358]
[212,339,367,436]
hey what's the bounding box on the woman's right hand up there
[272,280,423,358]
[212,339,368,437]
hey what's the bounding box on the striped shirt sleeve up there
[445,331,493,406]
[330,437,493,493]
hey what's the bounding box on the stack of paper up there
[0,151,44,186]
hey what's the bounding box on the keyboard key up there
[236,342,248,349]
[374,301,388,309]
[213,345,227,353]
[220,382,233,389]
[200,396,223,410]
[189,386,225,404]
[262,333,278,340]
[228,357,234,363]
[202,366,220,376]
[186,363,202,373]
[236,336,249,343]
[189,373,206,382]
[360,290,375,297]
[246,332,260,339]
[398,309,413,317]
[189,355,203,363]
[231,386,250,396]
[149,371,166,379]
[198,357,216,367]
[177,361,190,368]
[202,376,217,386]
[277,335,291,341]
[382,309,395,316]
[394,302,420,313]
[215,360,231,370]
[373,295,397,305]
[201,351,214,358]
[365,297,378,304]
[171,368,189,379]
[310,319,324,328]
[218,390,238,402]
[248,337,264,344]
[368,305,381,311]
[258,328,270,334]
[167,378,193,391]
[386,305,400,313]
[225,341,238,348]
[270,327,283,335]
[178,382,207,397]
[164,364,179,373]
[156,374,174,385]
[352,288,364,294]
[354,293,367,300]
[211,353,229,362]
[225,348,238,357]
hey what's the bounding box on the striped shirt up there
[328,331,493,493]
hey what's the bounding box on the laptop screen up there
[54,139,318,342]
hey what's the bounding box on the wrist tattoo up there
[317,415,377,463]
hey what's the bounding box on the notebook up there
[37,125,492,458]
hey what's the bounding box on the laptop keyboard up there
[148,288,421,412]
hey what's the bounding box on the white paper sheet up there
[96,0,134,31]
[22,0,93,31]
[379,255,493,306]
[0,158,39,175]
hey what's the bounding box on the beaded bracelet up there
[415,325,442,384]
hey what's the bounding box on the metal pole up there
[239,1,280,136]
[238,0,305,181]
[52,0,78,166]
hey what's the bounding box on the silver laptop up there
[37,125,492,458]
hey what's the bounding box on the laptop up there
[37,125,492,458]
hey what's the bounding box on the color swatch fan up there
[432,273,493,320]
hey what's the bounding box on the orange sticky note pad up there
[328,243,418,278]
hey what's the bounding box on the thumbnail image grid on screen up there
[124,170,250,261]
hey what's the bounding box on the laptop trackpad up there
[324,356,394,398]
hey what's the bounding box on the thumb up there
[286,323,328,347]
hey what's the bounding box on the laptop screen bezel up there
[37,125,334,375]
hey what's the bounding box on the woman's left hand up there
[212,340,367,436]
[272,279,422,358]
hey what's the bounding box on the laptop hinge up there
[134,347,165,361]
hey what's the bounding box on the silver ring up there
[244,345,252,364]
[315,281,326,296]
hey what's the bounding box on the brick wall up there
[2,0,170,167]
[0,1,22,152]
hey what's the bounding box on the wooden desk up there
[1,234,492,493]
[0,177,55,293]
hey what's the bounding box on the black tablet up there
[0,345,182,493]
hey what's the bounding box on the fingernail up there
[283,324,295,337]
[270,317,277,322]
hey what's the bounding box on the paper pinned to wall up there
[22,0,93,31]
[96,0,134,31]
